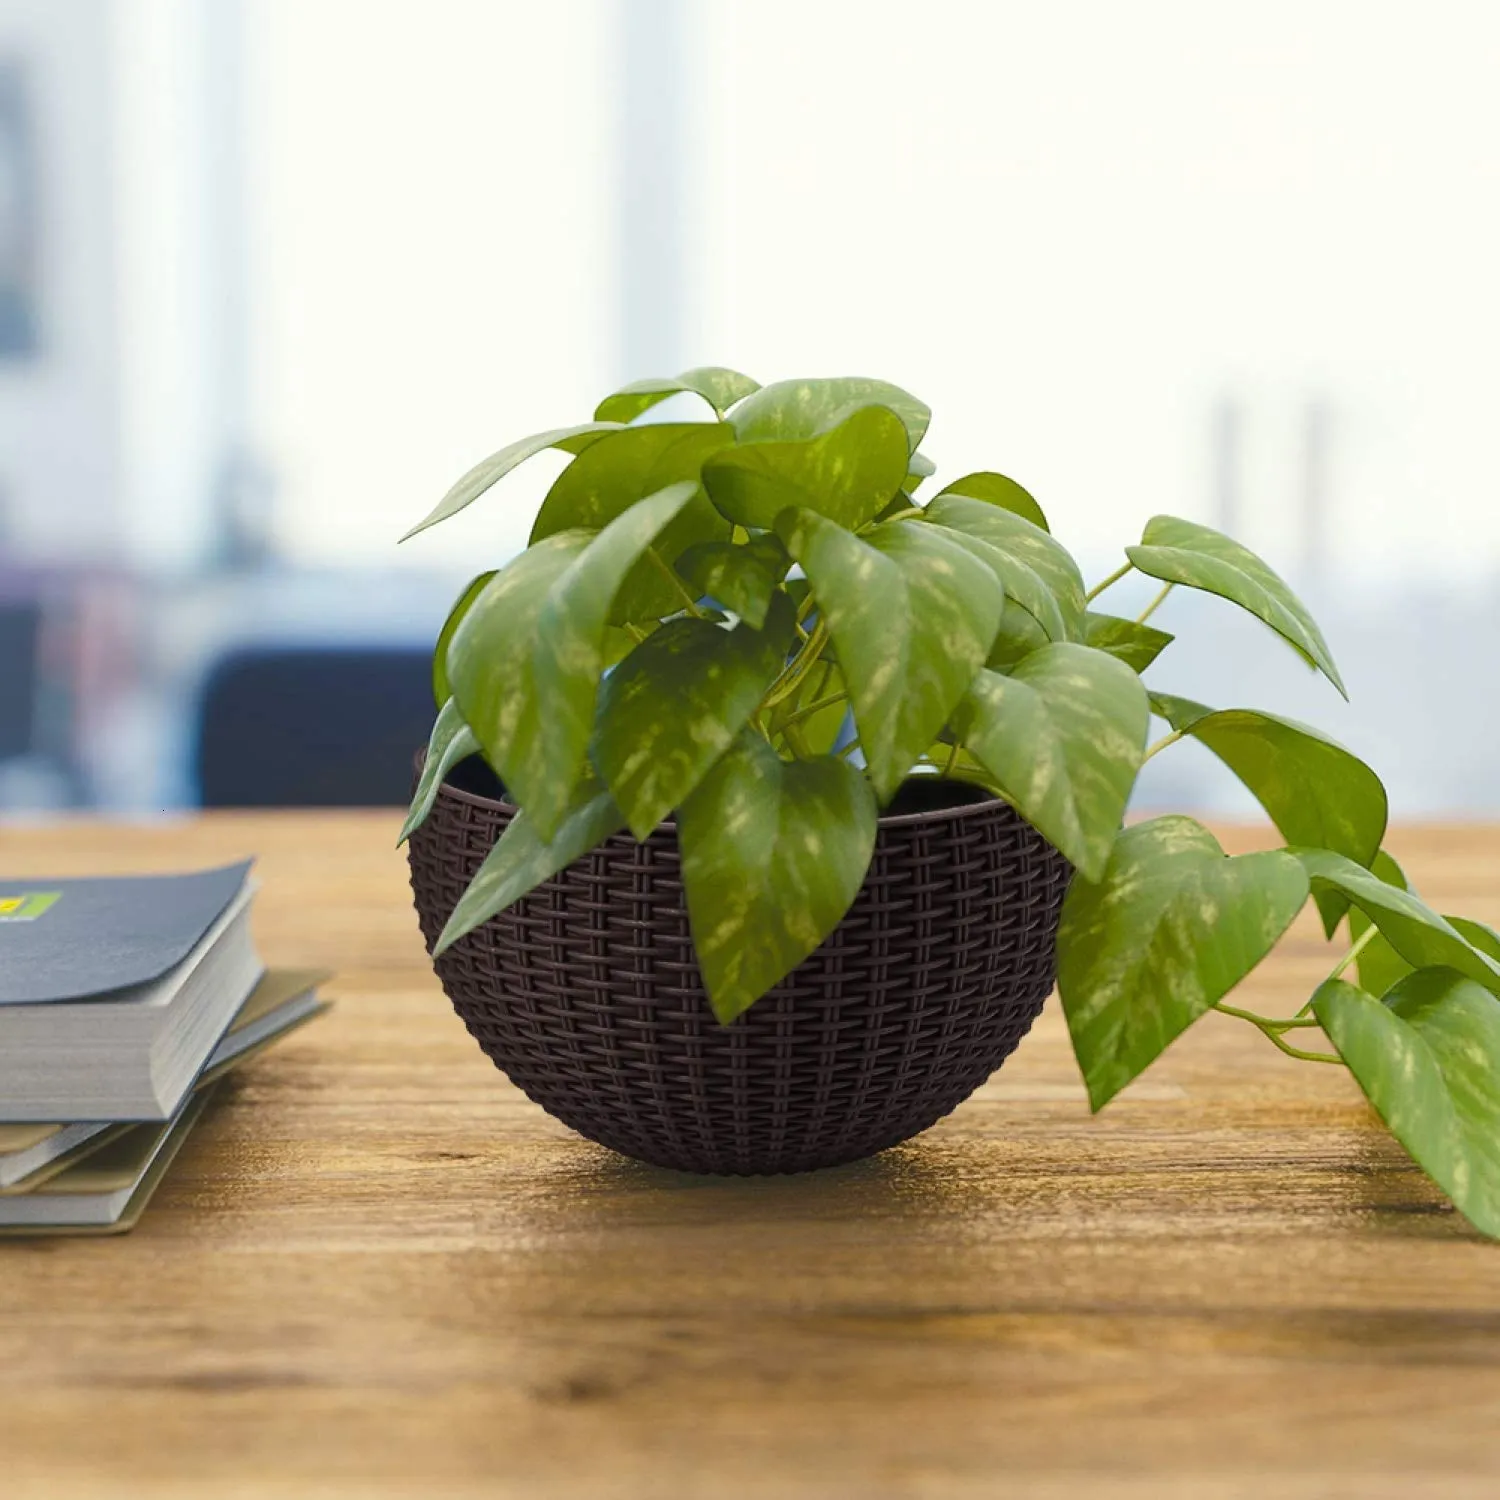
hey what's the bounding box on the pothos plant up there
[401,367,1500,1241]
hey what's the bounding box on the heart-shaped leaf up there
[448,530,594,790]
[400,699,479,845]
[531,423,733,620]
[1345,851,1417,996]
[1151,694,1388,935]
[1084,612,1173,673]
[678,732,878,1022]
[1059,816,1311,1109]
[929,526,1068,647]
[702,405,910,532]
[1314,968,1500,1239]
[433,779,627,955]
[778,511,1004,802]
[1126,515,1346,697]
[728,376,930,451]
[954,645,1150,881]
[675,535,790,629]
[594,594,796,838]
[521,482,700,837]
[1298,848,1500,997]
[936,471,1050,532]
[925,493,1086,638]
[594,366,760,423]
[432,571,496,706]
[402,422,622,540]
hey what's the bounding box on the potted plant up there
[401,368,1500,1235]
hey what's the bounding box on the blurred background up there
[1,0,1498,817]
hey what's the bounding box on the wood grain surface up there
[2,813,1499,1499]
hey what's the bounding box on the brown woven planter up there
[408,755,1073,1175]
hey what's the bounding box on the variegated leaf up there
[1084,611,1173,673]
[1151,694,1387,935]
[777,511,1003,803]
[701,405,910,532]
[1127,514,1346,697]
[1059,816,1310,1109]
[531,422,733,620]
[400,699,479,845]
[729,376,930,451]
[593,366,760,423]
[432,571,495,706]
[594,594,796,838]
[936,471,1050,532]
[402,422,621,540]
[448,530,594,794]
[433,778,626,955]
[925,492,1087,638]
[678,733,878,1022]
[954,645,1150,881]
[675,535,790,629]
[522,482,701,837]
[1315,968,1500,1239]
[1298,849,1500,997]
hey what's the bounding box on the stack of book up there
[0,862,330,1236]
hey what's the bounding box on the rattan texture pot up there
[408,757,1073,1175]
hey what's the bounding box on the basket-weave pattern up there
[408,761,1073,1175]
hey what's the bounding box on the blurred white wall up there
[0,0,119,562]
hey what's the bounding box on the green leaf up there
[778,511,1004,802]
[925,493,1087,638]
[522,482,701,838]
[593,366,760,423]
[1059,816,1310,1109]
[906,452,937,489]
[1348,851,1416,996]
[1451,916,1500,965]
[594,595,796,838]
[402,422,622,541]
[675,535,790,629]
[530,423,734,620]
[701,405,910,532]
[1298,849,1500,997]
[729,376,930,451]
[1150,694,1388,936]
[1314,968,1500,1239]
[433,571,495,706]
[433,779,627,955]
[930,527,1068,648]
[400,699,479,845]
[448,530,595,792]
[678,733,878,1022]
[936,471,1049,532]
[1126,515,1346,697]
[1084,611,1174,673]
[954,645,1150,880]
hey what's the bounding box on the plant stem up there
[1293,923,1379,1019]
[1325,922,1377,983]
[880,506,925,525]
[1143,729,1184,763]
[836,736,862,760]
[1215,1001,1322,1032]
[1213,1003,1344,1063]
[779,690,849,731]
[1085,560,1134,602]
[796,589,819,625]
[647,549,709,619]
[1136,582,1175,624]
[762,618,829,710]
[624,622,650,643]
[940,740,961,776]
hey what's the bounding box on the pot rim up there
[416,748,1014,832]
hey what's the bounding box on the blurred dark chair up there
[194,648,436,807]
[0,600,41,761]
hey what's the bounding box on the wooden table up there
[3,814,1500,1498]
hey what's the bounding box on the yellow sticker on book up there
[0,893,61,922]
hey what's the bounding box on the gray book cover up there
[0,862,252,1005]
